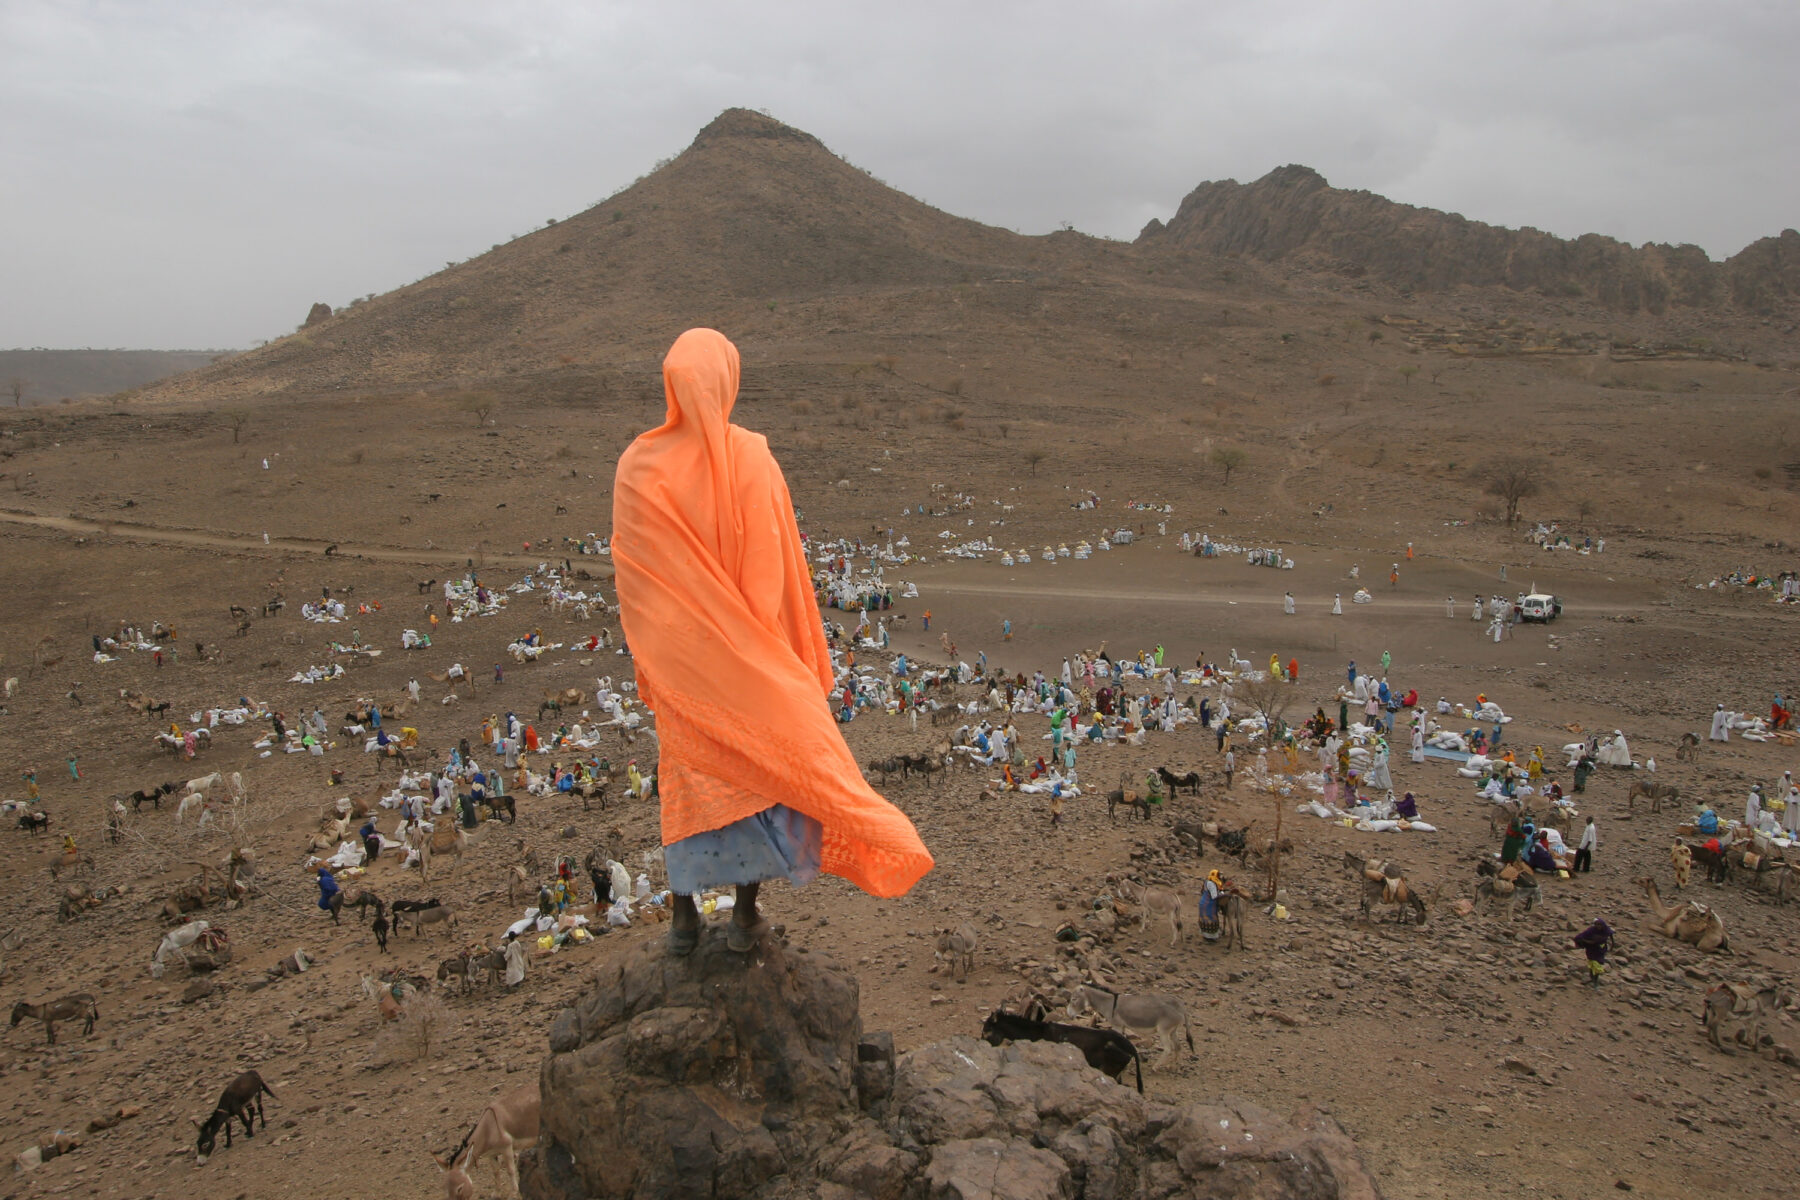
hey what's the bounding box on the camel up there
[1637,877,1730,952]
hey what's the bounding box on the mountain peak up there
[691,107,825,151]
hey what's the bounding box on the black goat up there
[981,1009,1143,1093]
[391,897,442,916]
[18,810,49,834]
[194,1069,275,1163]
[372,899,390,953]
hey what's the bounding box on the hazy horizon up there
[5,0,1795,350]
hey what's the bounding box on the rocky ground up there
[0,385,1797,1198]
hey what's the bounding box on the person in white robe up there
[1364,742,1393,791]
[503,936,527,986]
[1283,592,1296,614]
[1596,731,1631,767]
[1332,594,1343,615]
[1784,786,1800,837]
[1410,722,1426,763]
[1709,704,1731,742]
[1472,595,1483,622]
[1445,596,1455,618]
[1745,784,1763,831]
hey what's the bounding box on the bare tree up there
[1024,449,1046,477]
[1210,446,1247,485]
[7,377,25,407]
[1397,365,1418,386]
[1575,497,1596,531]
[461,392,496,426]
[1237,677,1295,902]
[223,410,247,443]
[1482,456,1542,526]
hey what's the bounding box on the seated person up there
[1526,833,1559,873]
[1395,791,1419,820]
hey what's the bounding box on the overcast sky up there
[4,0,1795,349]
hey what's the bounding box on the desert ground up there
[1,379,1797,1200]
[2,110,1798,1200]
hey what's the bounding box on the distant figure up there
[1445,596,1455,618]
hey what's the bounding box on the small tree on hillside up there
[1237,676,1294,902]
[1211,446,1247,485]
[8,378,25,407]
[223,410,247,443]
[461,393,496,426]
[1025,449,1046,477]
[1482,456,1541,525]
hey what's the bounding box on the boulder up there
[304,302,332,327]
[528,925,862,1200]
[522,931,1384,1200]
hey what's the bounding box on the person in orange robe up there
[613,329,933,954]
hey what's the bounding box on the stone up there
[925,1137,1072,1200]
[527,927,861,1200]
[304,302,332,327]
[523,939,1384,1200]
[1152,1101,1382,1200]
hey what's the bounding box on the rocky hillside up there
[1142,164,1800,317]
[128,109,1114,406]
[123,110,1796,412]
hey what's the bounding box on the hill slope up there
[1140,164,1800,316]
[126,109,1797,417]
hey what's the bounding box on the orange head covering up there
[612,329,932,897]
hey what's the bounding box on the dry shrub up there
[789,399,814,415]
[1753,466,1773,480]
[948,418,967,432]
[346,449,365,465]
[944,377,963,396]
[553,444,575,460]
[370,993,452,1067]
[941,406,966,424]
[1317,373,1337,387]
[874,355,898,373]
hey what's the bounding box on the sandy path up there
[0,507,608,573]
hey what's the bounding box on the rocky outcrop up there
[1143,164,1798,317]
[303,302,333,327]
[522,928,1382,1200]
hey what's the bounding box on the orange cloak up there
[611,329,932,898]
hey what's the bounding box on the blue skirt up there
[664,803,823,894]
